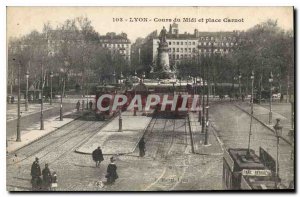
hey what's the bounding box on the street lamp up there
[273,118,282,189]
[247,70,255,156]
[204,106,209,145]
[113,70,116,84]
[269,72,273,124]
[50,71,53,105]
[142,72,146,83]
[25,70,29,111]
[133,70,137,116]
[60,61,68,121]
[16,59,21,142]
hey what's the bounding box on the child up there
[50,171,58,191]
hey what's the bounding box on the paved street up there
[209,102,294,187]
[6,101,294,191]
[6,102,76,138]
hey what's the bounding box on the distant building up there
[152,23,243,65]
[99,32,131,62]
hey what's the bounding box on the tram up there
[94,84,126,120]
[223,148,280,190]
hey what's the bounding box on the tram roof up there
[228,148,265,170]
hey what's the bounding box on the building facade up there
[99,32,131,62]
[152,23,242,65]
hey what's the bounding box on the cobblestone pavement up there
[209,102,294,187]
[6,114,223,191]
[7,101,293,191]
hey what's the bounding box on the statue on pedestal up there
[155,26,175,79]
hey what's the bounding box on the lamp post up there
[204,106,209,145]
[273,118,282,189]
[198,77,202,123]
[25,70,29,111]
[142,72,146,83]
[40,63,44,130]
[60,60,68,121]
[118,77,124,132]
[134,70,137,116]
[50,71,53,105]
[269,72,273,124]
[201,67,205,133]
[238,72,242,100]
[247,71,255,156]
[113,70,116,84]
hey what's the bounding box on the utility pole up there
[16,60,21,142]
[40,62,44,130]
[187,113,195,154]
[201,59,205,133]
[247,71,255,156]
[60,75,64,121]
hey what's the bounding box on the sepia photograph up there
[5,6,294,191]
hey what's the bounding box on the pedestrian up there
[76,100,80,111]
[11,96,15,103]
[92,146,104,167]
[82,100,85,111]
[42,163,52,191]
[12,154,21,173]
[138,137,146,157]
[50,171,58,191]
[31,157,42,191]
[89,100,93,110]
[105,157,118,184]
[241,94,245,102]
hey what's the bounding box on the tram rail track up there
[7,113,118,166]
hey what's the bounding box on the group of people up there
[91,139,146,185]
[30,158,57,191]
[76,100,93,111]
[29,140,146,190]
[92,146,118,184]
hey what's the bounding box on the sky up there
[7,6,293,42]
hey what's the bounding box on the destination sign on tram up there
[242,169,272,176]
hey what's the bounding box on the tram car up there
[145,83,198,117]
[94,85,128,120]
[223,148,280,190]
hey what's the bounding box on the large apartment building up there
[99,32,131,62]
[152,23,242,65]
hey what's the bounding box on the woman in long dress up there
[106,157,118,184]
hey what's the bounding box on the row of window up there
[169,50,230,59]
[100,39,129,43]
[199,36,237,41]
[199,42,236,47]
[169,48,196,53]
[168,48,232,53]
[168,41,197,46]
[102,43,130,48]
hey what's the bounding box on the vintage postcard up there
[6,6,294,191]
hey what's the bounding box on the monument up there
[155,26,175,79]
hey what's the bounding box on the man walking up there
[31,157,42,191]
[138,137,146,157]
[42,163,52,191]
[89,100,93,110]
[92,146,104,167]
[76,100,80,112]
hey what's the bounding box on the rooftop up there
[228,148,266,170]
